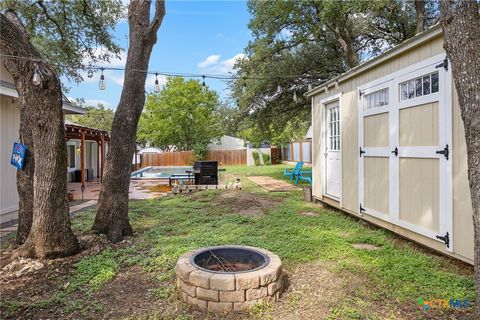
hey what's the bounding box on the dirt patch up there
[351,243,380,250]
[267,261,360,319]
[299,211,320,217]
[212,190,282,217]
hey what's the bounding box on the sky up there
[64,0,252,109]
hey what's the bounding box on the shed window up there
[363,88,389,110]
[400,71,439,101]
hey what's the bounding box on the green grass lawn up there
[0,165,475,319]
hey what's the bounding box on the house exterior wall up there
[311,32,474,263]
[0,94,20,223]
[207,135,246,150]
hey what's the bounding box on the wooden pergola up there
[65,123,110,188]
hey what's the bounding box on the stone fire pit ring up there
[176,245,284,313]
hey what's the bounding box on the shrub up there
[262,153,271,166]
[252,150,260,166]
[191,142,209,163]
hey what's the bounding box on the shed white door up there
[325,104,341,199]
[358,54,452,251]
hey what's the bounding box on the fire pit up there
[176,245,284,313]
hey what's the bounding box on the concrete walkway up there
[248,176,301,192]
[0,200,99,240]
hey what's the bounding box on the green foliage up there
[261,152,271,166]
[8,165,475,318]
[137,77,222,151]
[67,248,119,292]
[191,141,209,163]
[252,150,260,166]
[230,0,439,142]
[67,101,115,132]
[1,0,124,80]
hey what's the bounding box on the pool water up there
[131,166,193,179]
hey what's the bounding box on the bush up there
[262,153,271,166]
[252,150,260,166]
[191,142,209,163]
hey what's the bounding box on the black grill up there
[194,161,218,185]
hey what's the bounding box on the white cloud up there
[84,99,114,108]
[198,54,221,68]
[197,53,246,75]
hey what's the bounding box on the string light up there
[0,53,328,89]
[154,72,160,93]
[277,84,281,94]
[293,90,297,102]
[242,77,246,94]
[99,67,105,90]
[202,75,206,91]
[308,83,313,91]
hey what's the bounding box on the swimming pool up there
[131,166,193,179]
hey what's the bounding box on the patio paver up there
[248,176,300,192]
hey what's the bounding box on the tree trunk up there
[415,0,425,34]
[15,113,34,245]
[439,0,480,314]
[93,0,165,242]
[0,12,79,259]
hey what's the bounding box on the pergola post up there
[80,129,86,187]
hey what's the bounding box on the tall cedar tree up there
[93,0,165,242]
[0,0,122,246]
[439,0,480,313]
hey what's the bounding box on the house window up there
[329,106,340,151]
[67,145,76,168]
[363,88,389,110]
[400,71,439,101]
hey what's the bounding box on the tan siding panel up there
[364,157,389,214]
[399,102,439,146]
[364,112,389,148]
[452,84,474,260]
[340,90,358,212]
[399,158,439,232]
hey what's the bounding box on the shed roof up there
[306,24,443,97]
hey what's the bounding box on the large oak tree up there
[439,0,480,312]
[0,0,122,258]
[93,0,166,242]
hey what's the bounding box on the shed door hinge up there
[435,56,449,71]
[436,144,449,160]
[359,90,363,99]
[436,232,450,248]
[359,147,366,157]
[391,147,398,157]
[360,204,366,213]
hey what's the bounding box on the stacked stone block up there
[175,246,284,313]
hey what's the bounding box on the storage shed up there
[307,25,474,264]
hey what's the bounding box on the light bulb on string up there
[242,77,246,94]
[99,67,106,90]
[308,83,312,91]
[202,75,206,91]
[293,90,297,102]
[277,85,281,94]
[154,72,160,93]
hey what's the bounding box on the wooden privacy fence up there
[280,141,312,163]
[140,149,246,167]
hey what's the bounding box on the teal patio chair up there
[284,161,304,183]
[297,172,312,186]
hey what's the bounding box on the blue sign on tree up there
[10,142,27,170]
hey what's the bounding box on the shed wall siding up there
[311,34,474,263]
